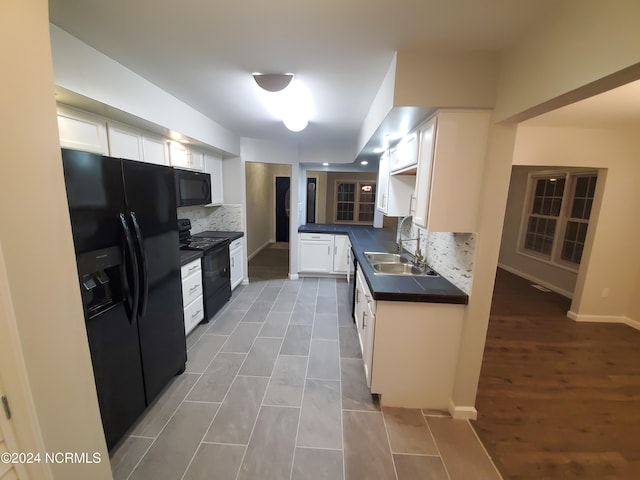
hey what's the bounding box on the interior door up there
[275,176,290,242]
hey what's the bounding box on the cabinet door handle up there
[231,257,235,267]
[363,311,367,328]
[328,245,330,255]
[187,265,199,273]
[189,284,200,294]
[191,309,201,319]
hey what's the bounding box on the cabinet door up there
[376,152,389,212]
[362,298,376,387]
[107,123,143,161]
[332,235,351,273]
[142,136,169,166]
[57,106,108,154]
[229,239,244,290]
[169,142,190,168]
[299,234,333,273]
[189,149,205,171]
[205,153,224,205]
[391,132,418,173]
[413,116,437,228]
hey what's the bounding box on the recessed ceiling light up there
[361,161,368,165]
[322,162,329,166]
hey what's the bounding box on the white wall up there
[300,144,358,164]
[512,126,640,322]
[50,24,240,156]
[496,0,640,122]
[1,2,111,478]
[394,48,500,108]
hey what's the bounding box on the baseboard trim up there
[497,263,573,299]
[288,273,299,280]
[448,400,477,420]
[567,311,639,330]
[247,240,273,261]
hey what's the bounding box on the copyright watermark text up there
[1,451,102,464]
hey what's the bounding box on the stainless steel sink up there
[364,251,439,277]
[364,252,409,263]
[372,263,426,276]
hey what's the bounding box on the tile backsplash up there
[177,204,243,233]
[398,217,475,294]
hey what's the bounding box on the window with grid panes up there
[561,174,597,264]
[520,171,597,268]
[335,180,376,224]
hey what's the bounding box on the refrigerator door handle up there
[120,213,140,322]
[129,212,148,318]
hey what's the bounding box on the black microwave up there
[174,168,212,207]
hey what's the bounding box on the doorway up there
[275,176,290,242]
[306,178,316,224]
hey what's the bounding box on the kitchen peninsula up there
[298,223,468,411]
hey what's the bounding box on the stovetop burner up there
[180,237,227,251]
[177,219,227,251]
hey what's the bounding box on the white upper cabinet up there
[141,135,169,166]
[377,148,415,217]
[107,122,143,161]
[413,110,491,232]
[57,105,108,154]
[169,141,190,168]
[376,151,390,212]
[170,142,204,171]
[204,152,224,205]
[188,149,205,171]
[390,132,418,174]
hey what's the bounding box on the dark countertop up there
[193,231,244,242]
[179,250,203,267]
[299,224,468,305]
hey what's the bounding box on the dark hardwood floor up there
[248,242,290,281]
[472,268,640,480]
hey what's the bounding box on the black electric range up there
[178,219,231,322]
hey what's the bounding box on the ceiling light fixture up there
[252,73,294,92]
[361,161,369,165]
[253,73,312,133]
[322,162,329,166]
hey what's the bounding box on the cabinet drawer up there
[230,238,242,252]
[299,233,332,241]
[181,271,203,307]
[181,259,201,279]
[184,295,204,335]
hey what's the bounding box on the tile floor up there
[110,277,502,480]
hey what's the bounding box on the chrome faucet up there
[397,216,423,265]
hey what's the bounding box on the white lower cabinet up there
[332,235,351,273]
[353,264,465,409]
[355,268,376,386]
[180,259,204,335]
[229,237,244,290]
[299,233,351,275]
[298,233,334,273]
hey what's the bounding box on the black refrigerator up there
[61,148,186,450]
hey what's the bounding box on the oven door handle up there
[119,213,139,323]
[129,211,148,318]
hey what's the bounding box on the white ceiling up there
[49,0,639,159]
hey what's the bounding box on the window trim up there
[333,179,377,224]
[516,169,598,272]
